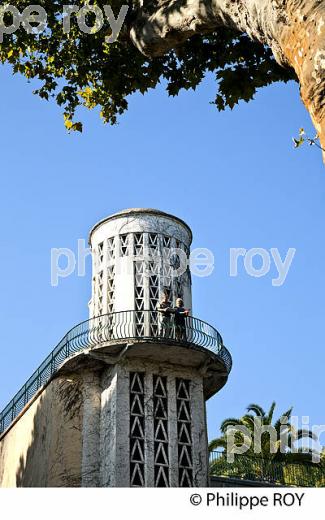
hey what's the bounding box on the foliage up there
[0,0,296,130]
[208,402,324,486]
[209,401,318,463]
[293,128,325,152]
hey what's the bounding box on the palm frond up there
[208,437,227,451]
[274,407,293,433]
[266,401,276,423]
[246,403,266,417]
[241,414,257,431]
[220,418,243,434]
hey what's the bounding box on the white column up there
[99,367,118,486]
[115,365,130,486]
[144,371,154,486]
[167,375,179,487]
[190,378,209,486]
[81,370,101,487]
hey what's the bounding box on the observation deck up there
[0,311,232,436]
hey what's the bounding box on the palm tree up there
[209,402,320,485]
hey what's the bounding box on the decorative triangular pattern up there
[148,233,159,249]
[149,286,159,298]
[130,417,145,439]
[120,234,129,257]
[177,400,191,422]
[178,422,192,445]
[179,444,192,468]
[154,397,167,419]
[154,377,167,398]
[176,378,193,487]
[148,260,159,274]
[130,373,144,394]
[154,442,169,466]
[135,286,144,298]
[163,263,172,275]
[134,233,143,246]
[105,265,115,313]
[135,300,145,312]
[177,380,190,400]
[107,237,115,260]
[134,233,144,257]
[154,419,168,442]
[135,313,144,325]
[135,274,144,286]
[130,463,145,487]
[135,325,145,336]
[98,242,104,263]
[153,374,170,487]
[130,372,145,487]
[131,394,144,416]
[134,261,144,274]
[150,276,159,287]
[163,235,171,248]
[155,466,169,487]
[130,438,145,462]
[134,259,145,335]
[149,311,158,325]
[179,468,193,488]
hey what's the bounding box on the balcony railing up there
[0,310,231,435]
[209,450,325,487]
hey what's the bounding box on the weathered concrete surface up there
[0,375,84,487]
[88,208,193,318]
[81,371,101,487]
[0,346,217,487]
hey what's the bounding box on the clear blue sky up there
[0,63,324,445]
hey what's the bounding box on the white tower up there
[81,208,231,487]
[88,208,193,319]
[0,208,231,487]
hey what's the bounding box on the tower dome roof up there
[89,208,192,244]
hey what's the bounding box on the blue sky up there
[0,63,324,445]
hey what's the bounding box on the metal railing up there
[209,450,325,487]
[0,310,231,435]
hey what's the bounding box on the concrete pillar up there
[97,358,209,487]
[81,370,101,487]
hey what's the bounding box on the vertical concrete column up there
[190,378,209,486]
[99,364,130,487]
[144,371,154,487]
[81,370,102,487]
[114,364,130,487]
[99,366,117,486]
[167,375,179,487]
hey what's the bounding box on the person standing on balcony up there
[174,298,190,341]
[157,291,173,338]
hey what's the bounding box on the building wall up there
[89,210,193,318]
[0,375,84,487]
[0,355,210,488]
